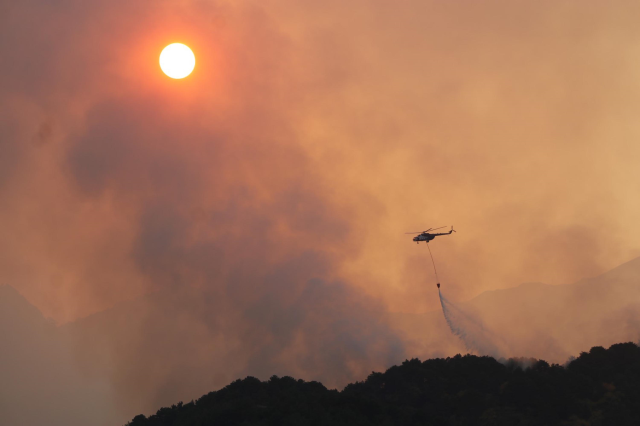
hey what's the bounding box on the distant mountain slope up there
[126,342,640,426]
[0,285,50,333]
[467,256,640,360]
[0,285,116,426]
[393,257,640,363]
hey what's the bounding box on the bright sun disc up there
[160,43,195,79]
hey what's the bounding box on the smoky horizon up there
[2,1,640,425]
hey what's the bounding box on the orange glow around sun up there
[160,43,196,79]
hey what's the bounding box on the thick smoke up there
[4,0,640,324]
[3,0,640,424]
[0,0,408,420]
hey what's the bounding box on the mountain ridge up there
[125,341,640,426]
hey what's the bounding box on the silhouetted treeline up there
[127,342,640,426]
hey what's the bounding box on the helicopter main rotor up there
[404,226,447,235]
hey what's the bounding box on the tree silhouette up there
[126,342,640,426]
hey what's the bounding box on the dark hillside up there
[127,342,640,426]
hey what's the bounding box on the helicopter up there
[405,226,455,244]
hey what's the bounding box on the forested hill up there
[127,342,640,426]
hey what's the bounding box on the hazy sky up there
[2,0,640,419]
[3,0,640,321]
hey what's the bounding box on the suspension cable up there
[426,242,440,285]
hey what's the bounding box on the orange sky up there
[2,0,640,323]
[4,0,640,421]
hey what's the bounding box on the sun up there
[160,43,196,79]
